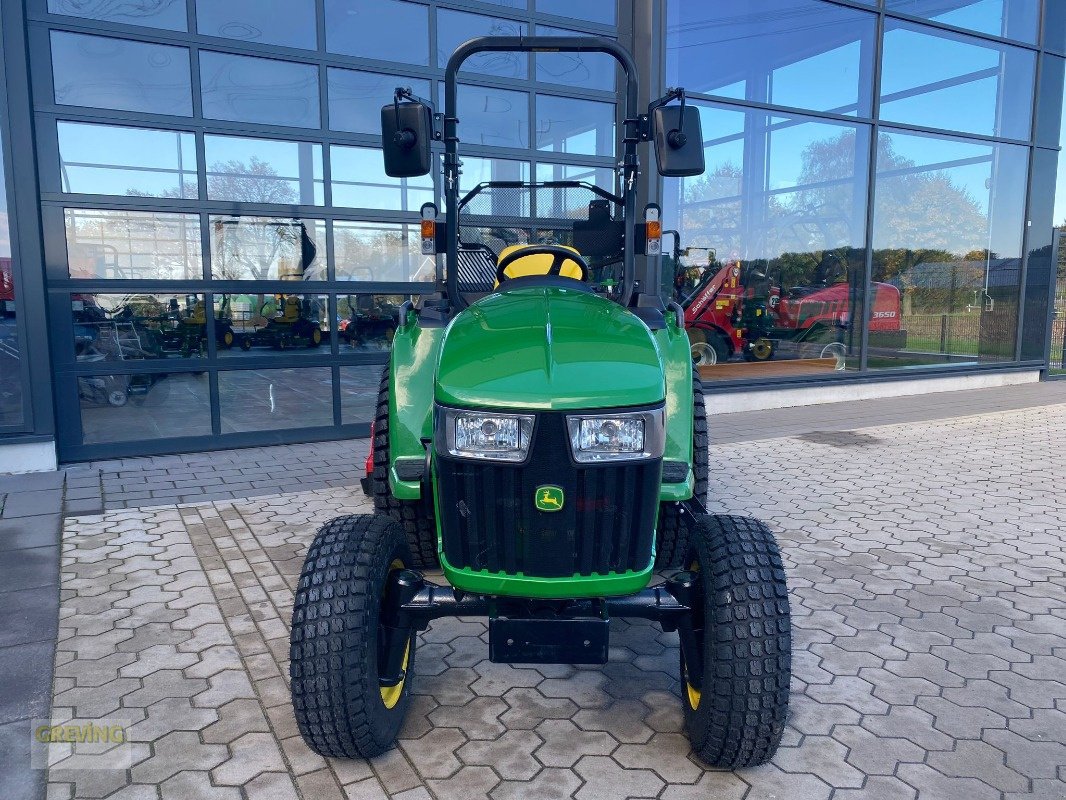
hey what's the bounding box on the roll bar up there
[443,36,641,308]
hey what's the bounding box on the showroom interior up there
[0,0,1063,467]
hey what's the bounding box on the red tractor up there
[670,238,905,365]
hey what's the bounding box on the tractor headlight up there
[437,406,535,462]
[566,408,665,463]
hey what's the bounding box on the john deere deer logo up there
[535,485,564,512]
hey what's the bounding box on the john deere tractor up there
[290,35,791,769]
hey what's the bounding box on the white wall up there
[705,370,1042,414]
[0,440,59,474]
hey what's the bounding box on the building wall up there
[662,0,1063,384]
[0,0,1062,463]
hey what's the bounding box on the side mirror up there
[651,100,705,178]
[381,89,434,178]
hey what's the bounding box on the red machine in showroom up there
[673,244,906,366]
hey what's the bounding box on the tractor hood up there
[435,286,664,411]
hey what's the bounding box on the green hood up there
[435,286,664,411]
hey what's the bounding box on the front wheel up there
[290,514,415,758]
[681,514,791,768]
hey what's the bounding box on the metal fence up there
[901,313,982,356]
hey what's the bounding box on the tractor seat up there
[495,244,585,288]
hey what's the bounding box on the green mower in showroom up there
[290,35,791,768]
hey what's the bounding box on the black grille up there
[436,413,661,578]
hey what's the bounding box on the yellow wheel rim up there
[751,338,773,360]
[686,679,702,710]
[223,331,233,347]
[379,559,409,710]
[685,558,701,710]
[380,639,410,709]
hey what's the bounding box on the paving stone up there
[491,767,581,800]
[211,732,287,786]
[202,698,272,745]
[456,730,542,780]
[36,399,1066,800]
[426,765,501,800]
[895,763,1002,800]
[573,755,664,800]
[130,730,228,784]
[160,770,242,800]
[533,719,615,768]
[243,771,301,800]
[613,733,702,783]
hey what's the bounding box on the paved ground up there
[24,389,1066,800]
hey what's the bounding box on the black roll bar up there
[443,36,641,308]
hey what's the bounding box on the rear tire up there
[372,365,440,569]
[289,514,415,758]
[655,370,709,569]
[680,514,791,768]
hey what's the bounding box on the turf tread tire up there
[655,369,709,568]
[372,365,439,568]
[682,513,791,768]
[289,513,413,758]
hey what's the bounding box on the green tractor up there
[289,35,791,769]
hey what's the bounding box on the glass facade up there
[0,13,23,429]
[0,0,1061,460]
[27,0,618,458]
[664,0,1055,381]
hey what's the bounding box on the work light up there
[437,407,535,462]
[566,408,665,463]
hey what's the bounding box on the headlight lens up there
[566,408,665,463]
[438,407,534,462]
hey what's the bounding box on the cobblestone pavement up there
[46,403,1066,799]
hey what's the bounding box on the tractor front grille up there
[435,413,660,578]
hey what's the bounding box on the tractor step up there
[489,617,609,664]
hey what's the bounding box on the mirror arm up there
[645,87,689,146]
[392,87,441,149]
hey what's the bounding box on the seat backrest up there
[496,244,584,287]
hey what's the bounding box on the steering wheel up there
[495,245,590,285]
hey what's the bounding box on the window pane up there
[1045,76,1066,370]
[209,216,324,280]
[47,0,187,31]
[217,293,328,357]
[437,9,526,78]
[880,21,1036,140]
[884,0,1039,43]
[535,0,615,25]
[536,95,614,156]
[328,68,430,135]
[461,156,530,191]
[325,0,429,65]
[65,209,201,280]
[666,0,876,116]
[80,372,210,444]
[0,100,22,426]
[330,145,434,210]
[51,32,192,117]
[204,135,324,205]
[535,162,615,193]
[338,294,405,351]
[662,102,871,377]
[218,367,333,432]
[200,52,320,129]
[535,25,616,91]
[72,292,209,360]
[458,84,529,149]
[58,122,198,199]
[871,130,1029,368]
[334,222,434,282]
[196,0,318,50]
[339,365,379,424]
